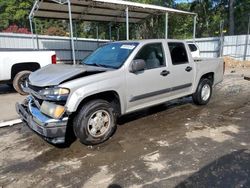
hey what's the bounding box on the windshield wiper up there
[96,64,116,69]
[83,62,115,69]
[90,63,103,67]
[82,62,101,67]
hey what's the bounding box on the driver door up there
[125,42,171,113]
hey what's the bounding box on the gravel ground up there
[0,68,250,188]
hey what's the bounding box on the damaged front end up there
[16,84,70,144]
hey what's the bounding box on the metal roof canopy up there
[29,0,197,64]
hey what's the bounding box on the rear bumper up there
[16,97,69,144]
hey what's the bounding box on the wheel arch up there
[74,90,122,117]
[11,62,40,80]
[199,72,214,85]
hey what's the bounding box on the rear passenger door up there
[166,42,195,96]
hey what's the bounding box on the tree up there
[34,19,69,36]
[168,3,194,39]
[229,0,235,35]
[43,26,67,36]
[190,0,221,37]
[234,0,250,35]
[0,0,33,31]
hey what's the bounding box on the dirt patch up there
[186,125,240,143]
[141,150,166,172]
[224,56,250,68]
[83,166,114,188]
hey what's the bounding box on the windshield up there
[82,42,139,69]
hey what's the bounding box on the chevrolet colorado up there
[16,39,224,145]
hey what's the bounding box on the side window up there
[134,43,165,69]
[188,44,197,52]
[168,42,189,65]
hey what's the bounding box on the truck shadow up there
[57,97,193,148]
[118,97,192,125]
[0,84,16,94]
[175,149,250,188]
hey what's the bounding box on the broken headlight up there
[39,87,70,101]
[40,101,66,119]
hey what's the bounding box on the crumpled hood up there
[29,64,110,87]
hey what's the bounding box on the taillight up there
[51,54,57,64]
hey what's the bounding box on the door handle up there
[160,70,170,76]
[185,66,193,72]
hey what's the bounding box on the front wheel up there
[73,99,117,145]
[13,71,31,95]
[192,78,213,105]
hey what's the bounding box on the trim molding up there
[130,83,192,102]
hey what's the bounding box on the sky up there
[175,0,193,3]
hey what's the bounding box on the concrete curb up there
[0,119,22,128]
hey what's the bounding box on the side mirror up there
[129,59,146,73]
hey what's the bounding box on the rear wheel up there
[13,71,31,95]
[73,99,117,145]
[192,78,213,105]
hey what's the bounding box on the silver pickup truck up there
[16,39,224,146]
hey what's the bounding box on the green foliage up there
[234,0,250,34]
[0,0,33,30]
[168,3,194,39]
[34,19,69,36]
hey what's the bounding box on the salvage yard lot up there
[0,68,250,188]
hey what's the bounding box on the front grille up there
[28,83,45,92]
[27,83,44,106]
[32,95,43,106]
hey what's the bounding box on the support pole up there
[28,0,39,50]
[109,23,112,41]
[29,18,35,50]
[219,20,224,57]
[34,20,39,50]
[96,24,99,39]
[193,14,197,42]
[243,14,250,61]
[96,24,99,47]
[126,6,129,40]
[165,12,168,39]
[74,21,79,62]
[117,26,120,41]
[68,0,76,65]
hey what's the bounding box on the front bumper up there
[16,97,69,144]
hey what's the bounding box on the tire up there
[73,99,117,145]
[192,78,213,105]
[7,83,13,88]
[13,71,31,95]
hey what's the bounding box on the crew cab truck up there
[0,51,56,95]
[16,39,224,145]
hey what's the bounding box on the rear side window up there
[168,42,188,65]
[134,43,165,69]
[188,44,198,52]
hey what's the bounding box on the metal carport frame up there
[29,0,197,64]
